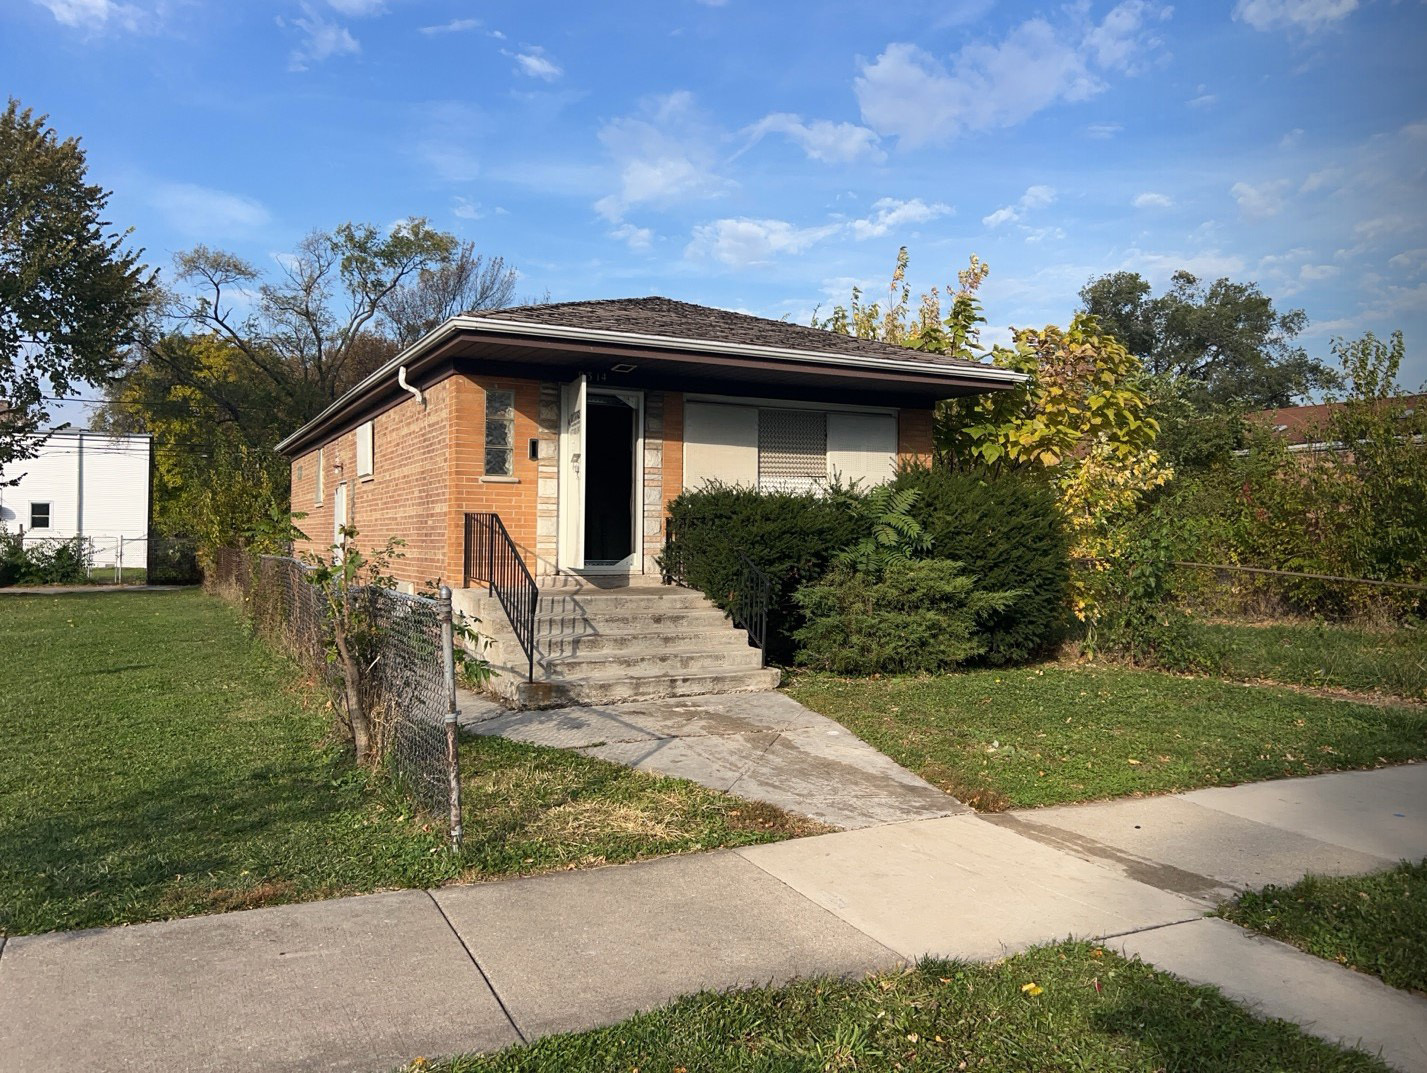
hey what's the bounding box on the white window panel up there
[827,412,898,489]
[356,421,374,478]
[683,402,758,489]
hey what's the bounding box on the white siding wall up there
[683,401,897,493]
[0,432,151,566]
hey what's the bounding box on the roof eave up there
[275,315,1028,456]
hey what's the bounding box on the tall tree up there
[0,98,155,477]
[1078,269,1327,408]
[382,243,518,345]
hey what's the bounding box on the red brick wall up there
[291,376,455,588]
[898,407,935,467]
[445,375,545,582]
[662,391,684,515]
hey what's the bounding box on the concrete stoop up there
[452,579,780,708]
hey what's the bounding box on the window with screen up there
[30,502,51,529]
[356,421,374,478]
[758,409,827,493]
[485,388,515,476]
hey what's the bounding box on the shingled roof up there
[480,296,987,370]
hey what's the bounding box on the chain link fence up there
[206,548,463,843]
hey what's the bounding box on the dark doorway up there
[584,395,636,565]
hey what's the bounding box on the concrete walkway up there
[2,765,1424,1073]
[459,689,966,829]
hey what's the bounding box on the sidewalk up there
[2,764,1423,1073]
[460,689,965,829]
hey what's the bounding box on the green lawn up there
[787,665,1427,810]
[0,591,820,936]
[1219,861,1427,993]
[1188,619,1427,701]
[413,942,1389,1073]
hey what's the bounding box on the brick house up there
[276,297,1023,706]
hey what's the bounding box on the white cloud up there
[1231,178,1291,218]
[854,2,1171,146]
[686,217,841,267]
[508,46,562,81]
[452,197,507,220]
[1133,191,1173,209]
[34,0,148,32]
[742,113,885,164]
[1086,122,1124,138]
[286,5,360,70]
[850,197,952,239]
[1388,249,1427,274]
[1280,127,1305,148]
[983,184,1056,228]
[1299,263,1339,281]
[594,92,729,222]
[1121,248,1247,283]
[149,183,271,237]
[420,18,481,35]
[610,223,654,251]
[1233,0,1358,32]
[325,0,385,14]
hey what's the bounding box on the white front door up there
[557,375,587,571]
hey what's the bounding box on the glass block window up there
[758,409,826,493]
[485,388,515,476]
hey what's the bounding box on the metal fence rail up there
[206,549,463,843]
[464,512,537,681]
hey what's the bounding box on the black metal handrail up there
[730,551,772,667]
[661,517,771,668]
[464,512,537,681]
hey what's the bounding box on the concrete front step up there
[537,591,715,616]
[540,644,764,679]
[538,627,751,658]
[508,665,783,708]
[534,608,731,636]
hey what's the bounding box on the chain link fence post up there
[439,584,463,849]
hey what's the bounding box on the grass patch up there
[1188,619,1427,701]
[0,590,818,936]
[786,665,1427,810]
[413,941,1389,1072]
[1219,860,1427,993]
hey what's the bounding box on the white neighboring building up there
[0,430,152,569]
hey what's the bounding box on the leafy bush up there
[892,465,1071,664]
[830,484,929,574]
[0,530,89,586]
[793,560,1019,675]
[659,483,861,662]
[1081,533,1223,672]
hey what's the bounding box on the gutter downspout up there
[398,366,425,409]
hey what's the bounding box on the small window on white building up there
[315,448,325,505]
[30,502,51,529]
[485,388,515,476]
[356,421,374,479]
[758,409,827,493]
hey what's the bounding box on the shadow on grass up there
[0,748,444,936]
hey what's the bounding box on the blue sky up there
[6,0,1427,407]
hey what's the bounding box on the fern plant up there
[833,484,932,575]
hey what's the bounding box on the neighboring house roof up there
[482,296,989,370]
[277,296,1025,456]
[1246,395,1426,446]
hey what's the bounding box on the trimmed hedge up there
[658,483,861,663]
[794,559,1020,674]
[892,465,1070,665]
[661,468,1070,669]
